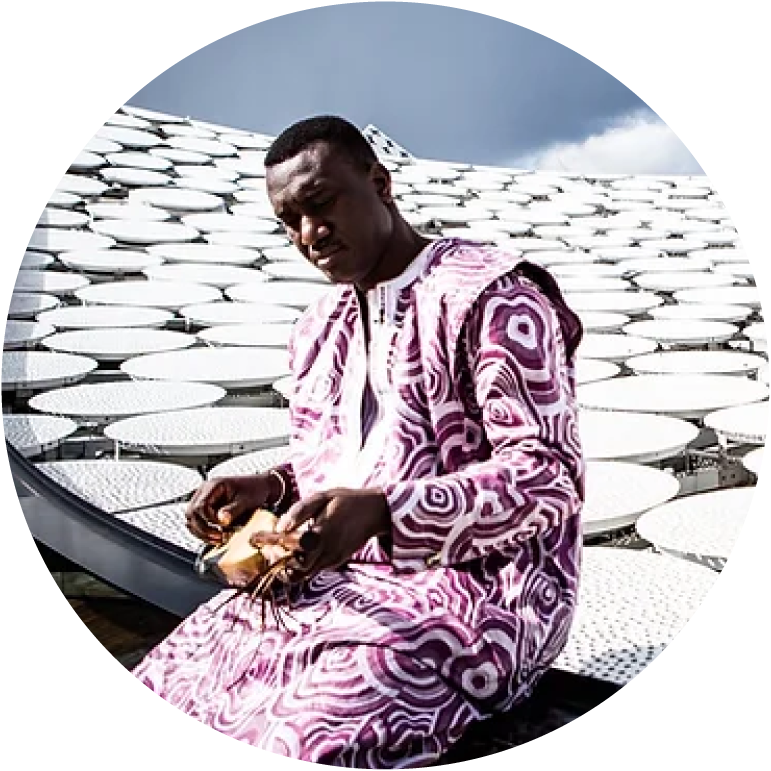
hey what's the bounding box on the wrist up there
[364,488,391,537]
[264,469,288,511]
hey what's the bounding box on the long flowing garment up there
[134,238,585,767]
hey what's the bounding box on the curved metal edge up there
[8,440,219,617]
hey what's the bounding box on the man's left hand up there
[249,487,390,581]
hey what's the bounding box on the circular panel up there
[115,502,203,554]
[261,261,331,284]
[87,202,170,221]
[618,256,713,274]
[642,239,707,255]
[742,447,763,475]
[554,547,717,685]
[218,133,272,150]
[556,276,630,293]
[89,219,199,245]
[122,347,290,390]
[129,187,224,212]
[582,461,681,535]
[105,406,291,456]
[198,323,295,349]
[13,270,89,297]
[100,167,171,187]
[4,320,55,350]
[633,271,737,292]
[41,328,196,363]
[673,286,762,308]
[105,113,152,130]
[3,414,78,457]
[636,487,755,570]
[159,123,216,139]
[563,291,663,315]
[575,359,620,385]
[22,249,56,271]
[550,263,627,278]
[58,248,163,275]
[2,351,97,391]
[37,208,89,228]
[626,350,765,376]
[208,445,292,479]
[180,301,301,326]
[56,173,108,197]
[272,375,292,400]
[578,374,767,420]
[84,136,122,154]
[146,243,258,266]
[203,231,291,249]
[565,235,634,250]
[167,136,238,156]
[173,176,238,196]
[688,248,747,264]
[260,244,308,265]
[713,262,754,281]
[75,280,220,310]
[576,311,631,333]
[48,191,83,208]
[181,212,277,233]
[502,237,567,252]
[420,206,493,224]
[96,126,163,148]
[143,263,268,289]
[226,281,331,309]
[36,304,173,330]
[703,402,768,445]
[649,303,753,323]
[174,164,238,181]
[29,380,226,421]
[622,319,738,345]
[149,147,211,165]
[579,333,657,363]
[35,460,203,514]
[592,247,666,262]
[28,228,114,253]
[121,105,186,123]
[104,151,173,171]
[579,410,699,463]
[8,292,59,319]
[745,322,765,346]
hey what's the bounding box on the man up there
[134,116,584,767]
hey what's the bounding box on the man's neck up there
[355,213,431,293]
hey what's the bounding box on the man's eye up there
[308,197,333,212]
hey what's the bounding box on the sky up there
[130,2,703,174]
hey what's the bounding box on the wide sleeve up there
[382,275,584,573]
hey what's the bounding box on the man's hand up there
[185,472,283,545]
[250,487,390,580]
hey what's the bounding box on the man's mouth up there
[314,245,343,269]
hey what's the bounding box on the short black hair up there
[264,115,379,173]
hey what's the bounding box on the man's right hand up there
[185,473,282,545]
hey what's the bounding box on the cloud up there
[510,110,703,175]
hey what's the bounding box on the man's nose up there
[300,216,331,247]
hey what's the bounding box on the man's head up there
[265,116,398,287]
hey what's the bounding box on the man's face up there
[266,141,394,286]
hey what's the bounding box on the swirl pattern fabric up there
[134,239,585,767]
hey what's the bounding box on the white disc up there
[3,414,78,457]
[180,301,301,326]
[36,304,173,330]
[76,280,220,311]
[41,328,197,362]
[2,350,97,391]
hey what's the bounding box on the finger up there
[187,518,225,545]
[186,510,226,545]
[250,531,301,550]
[276,492,330,534]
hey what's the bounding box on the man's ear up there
[370,162,393,205]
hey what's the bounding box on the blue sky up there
[131,3,703,174]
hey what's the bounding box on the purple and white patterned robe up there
[134,238,585,768]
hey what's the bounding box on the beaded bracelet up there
[267,468,288,513]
